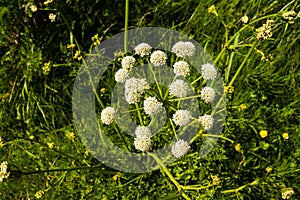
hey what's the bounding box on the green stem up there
[124,0,129,52]
[202,134,234,143]
[149,153,191,200]
[135,103,144,125]
[61,13,104,108]
[168,94,201,102]
[222,180,259,194]
[228,41,257,87]
[22,165,117,175]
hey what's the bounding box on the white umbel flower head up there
[199,114,214,131]
[172,110,192,127]
[125,78,150,104]
[171,41,196,57]
[201,86,215,104]
[171,139,190,158]
[150,50,167,67]
[134,126,152,152]
[0,161,10,182]
[134,137,152,152]
[115,68,129,83]
[143,96,163,115]
[134,43,152,57]
[173,61,190,77]
[201,63,217,80]
[101,107,116,125]
[169,79,189,98]
[121,56,136,69]
[135,126,152,138]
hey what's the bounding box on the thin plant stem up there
[149,153,191,200]
[124,0,129,52]
[135,103,144,125]
[228,41,257,87]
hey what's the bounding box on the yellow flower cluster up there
[208,5,218,16]
[35,190,44,199]
[282,11,296,24]
[224,85,234,94]
[282,187,295,199]
[49,13,56,22]
[238,104,247,111]
[30,5,37,12]
[92,34,101,46]
[265,166,272,173]
[256,20,274,40]
[42,62,51,75]
[241,15,249,23]
[74,50,82,60]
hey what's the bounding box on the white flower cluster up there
[173,61,190,77]
[134,126,152,152]
[101,107,116,125]
[121,56,136,69]
[115,68,129,83]
[125,77,150,104]
[172,110,192,127]
[0,161,9,182]
[201,63,217,80]
[134,43,152,57]
[171,139,190,158]
[171,41,196,57]
[143,96,163,115]
[169,79,189,98]
[199,114,214,131]
[150,50,168,67]
[201,86,215,104]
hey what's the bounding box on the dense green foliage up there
[0,0,299,199]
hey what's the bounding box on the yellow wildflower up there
[29,135,35,140]
[66,131,75,140]
[113,173,121,181]
[35,190,44,199]
[211,175,220,186]
[208,5,218,16]
[224,86,234,94]
[42,62,51,75]
[259,130,268,138]
[265,166,272,173]
[281,187,295,199]
[283,11,296,24]
[238,104,247,111]
[0,137,3,147]
[92,34,101,46]
[235,143,241,152]
[256,20,274,40]
[282,132,289,140]
[44,0,54,5]
[47,142,54,149]
[67,43,75,49]
[74,50,82,60]
[241,15,249,23]
[49,13,56,22]
[30,5,37,12]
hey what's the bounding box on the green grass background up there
[0,0,299,199]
